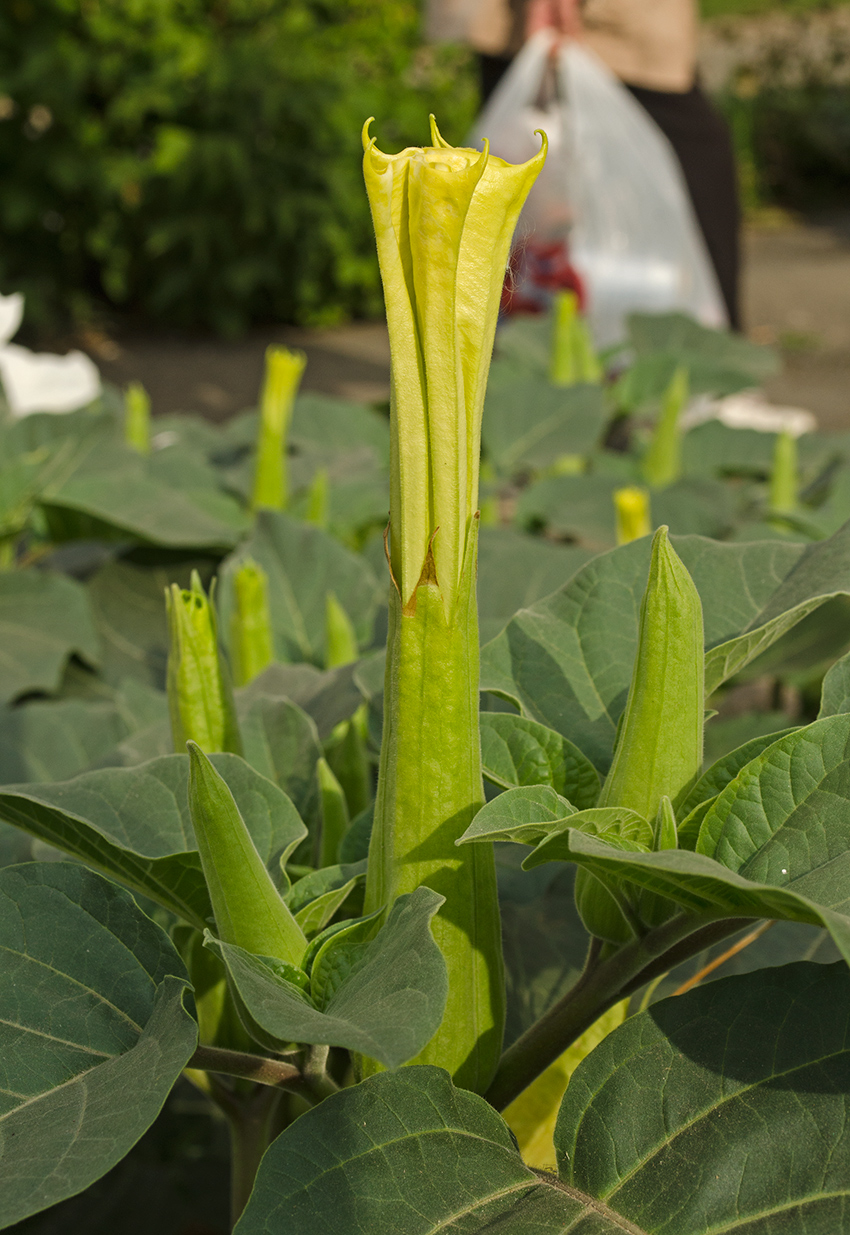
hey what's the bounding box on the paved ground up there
[83,213,850,431]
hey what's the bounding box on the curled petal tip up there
[361,117,375,153]
[533,129,549,160]
[429,114,452,149]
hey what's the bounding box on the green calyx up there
[549,290,601,387]
[598,527,704,822]
[614,486,651,545]
[768,428,799,514]
[187,742,307,967]
[642,365,689,488]
[124,381,151,455]
[252,345,306,512]
[229,558,275,688]
[166,571,243,755]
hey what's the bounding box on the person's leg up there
[625,82,742,330]
[478,53,514,105]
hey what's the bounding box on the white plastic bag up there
[469,29,727,346]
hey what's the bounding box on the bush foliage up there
[0,0,476,334]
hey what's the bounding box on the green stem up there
[485,914,750,1111]
[364,523,504,1093]
[211,1078,282,1229]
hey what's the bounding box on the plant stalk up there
[363,523,504,1092]
[485,914,750,1111]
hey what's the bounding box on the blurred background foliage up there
[0,0,476,335]
[0,0,848,337]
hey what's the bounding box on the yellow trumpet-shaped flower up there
[362,117,546,615]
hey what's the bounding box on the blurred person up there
[426,0,741,328]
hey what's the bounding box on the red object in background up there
[500,239,586,316]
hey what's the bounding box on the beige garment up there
[424,0,699,92]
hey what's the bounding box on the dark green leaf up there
[218,511,381,667]
[483,370,607,475]
[820,647,850,718]
[235,1065,602,1235]
[481,535,803,771]
[0,753,305,928]
[480,713,600,808]
[0,698,129,783]
[0,571,99,704]
[209,888,446,1067]
[477,527,593,644]
[237,661,366,741]
[238,693,322,830]
[0,862,196,1229]
[557,961,850,1233]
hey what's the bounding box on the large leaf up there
[481,534,804,770]
[40,434,247,548]
[235,1065,596,1235]
[0,698,128,784]
[704,522,850,694]
[0,570,99,704]
[238,693,323,831]
[86,559,213,690]
[518,474,738,548]
[0,753,305,928]
[482,367,607,475]
[209,888,446,1067]
[477,527,592,644]
[0,862,196,1229]
[557,961,850,1232]
[513,717,850,960]
[237,661,366,741]
[820,646,850,717]
[218,510,382,666]
[480,712,600,809]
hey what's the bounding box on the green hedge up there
[0,1,476,334]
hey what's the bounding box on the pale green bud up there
[549,291,601,387]
[614,486,651,544]
[187,743,307,967]
[317,756,350,867]
[324,591,359,669]
[166,571,242,755]
[124,382,151,455]
[598,527,704,819]
[642,366,689,488]
[252,345,306,511]
[768,429,798,514]
[229,558,275,688]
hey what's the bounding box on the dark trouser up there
[478,54,742,330]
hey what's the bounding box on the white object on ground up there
[0,290,101,418]
[682,390,818,437]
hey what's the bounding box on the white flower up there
[682,389,817,438]
[0,290,101,418]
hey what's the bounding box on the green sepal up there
[597,526,704,820]
[229,557,275,688]
[166,571,243,755]
[365,520,504,1092]
[768,428,798,514]
[187,742,307,967]
[124,381,151,455]
[641,364,688,488]
[317,756,350,868]
[252,345,306,511]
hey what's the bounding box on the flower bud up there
[187,743,307,966]
[598,527,704,820]
[252,345,306,511]
[166,571,243,755]
[229,558,275,688]
[642,366,689,488]
[768,429,798,514]
[614,486,651,544]
[124,382,151,455]
[549,291,601,387]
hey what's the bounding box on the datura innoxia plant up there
[360,117,546,1090]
